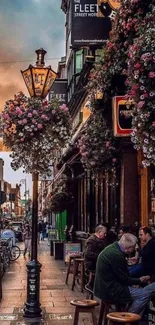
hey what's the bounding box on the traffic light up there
[0,191,6,204]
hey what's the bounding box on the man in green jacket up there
[94,233,155,315]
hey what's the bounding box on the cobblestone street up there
[0,240,97,325]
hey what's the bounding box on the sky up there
[0,0,65,194]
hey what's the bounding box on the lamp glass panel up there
[22,68,34,97]
[32,67,49,97]
[43,69,57,98]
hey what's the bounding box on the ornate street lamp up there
[21,48,57,318]
[21,48,57,99]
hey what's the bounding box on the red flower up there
[135,63,141,69]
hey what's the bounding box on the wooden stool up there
[71,299,99,325]
[65,254,82,284]
[72,258,84,292]
[107,312,141,325]
[98,300,114,325]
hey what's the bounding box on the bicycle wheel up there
[10,245,21,261]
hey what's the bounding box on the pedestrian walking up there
[38,221,42,243]
[40,220,46,241]
[23,224,32,259]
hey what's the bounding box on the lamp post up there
[21,48,56,318]
[20,178,27,219]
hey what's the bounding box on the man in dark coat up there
[84,224,107,290]
[139,226,155,278]
[84,224,107,272]
[94,233,155,315]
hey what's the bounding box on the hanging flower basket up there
[50,191,73,213]
[1,92,71,175]
[127,13,155,166]
[77,112,119,171]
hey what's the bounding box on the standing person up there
[41,220,46,241]
[46,223,51,245]
[38,221,42,243]
[94,233,155,315]
[23,224,32,259]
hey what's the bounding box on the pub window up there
[75,50,83,74]
[95,48,105,62]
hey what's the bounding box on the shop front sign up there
[49,79,67,105]
[112,96,133,137]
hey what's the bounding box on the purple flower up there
[3,114,9,120]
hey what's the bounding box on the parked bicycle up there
[9,244,21,261]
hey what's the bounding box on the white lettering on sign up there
[50,92,66,103]
[74,4,98,16]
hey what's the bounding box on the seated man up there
[84,224,107,290]
[139,226,155,279]
[94,233,155,315]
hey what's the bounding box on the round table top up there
[107,312,141,323]
[70,299,99,308]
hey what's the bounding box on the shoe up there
[85,283,93,294]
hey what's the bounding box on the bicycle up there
[9,245,21,261]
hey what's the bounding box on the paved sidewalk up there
[0,240,96,325]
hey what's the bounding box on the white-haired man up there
[94,233,155,315]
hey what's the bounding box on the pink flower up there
[18,120,22,125]
[41,114,47,119]
[138,101,145,108]
[37,124,43,129]
[16,107,22,115]
[148,72,155,78]
[33,110,37,115]
[22,119,27,124]
[52,110,56,114]
[106,141,110,148]
[3,114,9,120]
[32,119,36,124]
[60,104,67,110]
[82,152,88,157]
[112,158,117,163]
[28,113,32,118]
[20,138,24,142]
[152,122,155,127]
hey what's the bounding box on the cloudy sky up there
[0,0,65,195]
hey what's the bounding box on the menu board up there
[63,243,81,263]
[48,229,58,241]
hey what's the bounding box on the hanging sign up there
[112,96,133,137]
[71,0,121,46]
